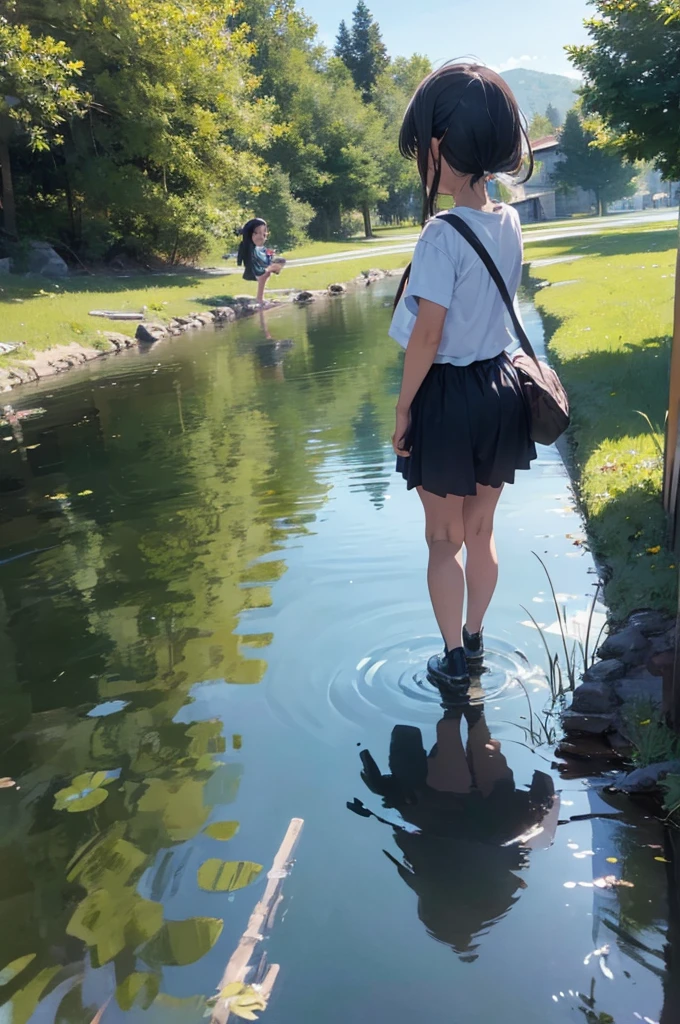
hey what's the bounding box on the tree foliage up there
[528,111,556,142]
[552,109,637,215]
[0,0,423,257]
[334,1,388,101]
[567,0,680,179]
[545,103,562,129]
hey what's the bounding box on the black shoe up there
[427,647,470,686]
[463,626,484,663]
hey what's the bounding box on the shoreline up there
[0,269,402,393]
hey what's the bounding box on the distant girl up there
[237,218,285,306]
[389,64,536,685]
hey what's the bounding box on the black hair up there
[401,62,533,223]
[392,63,532,309]
[237,217,267,273]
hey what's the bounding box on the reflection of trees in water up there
[0,295,401,1019]
[349,401,390,510]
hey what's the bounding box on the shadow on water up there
[0,282,675,1024]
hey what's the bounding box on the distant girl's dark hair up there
[392,63,532,309]
[400,62,533,224]
[237,217,267,269]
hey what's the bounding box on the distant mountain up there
[501,68,581,125]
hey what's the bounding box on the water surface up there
[0,284,673,1024]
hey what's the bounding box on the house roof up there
[531,135,559,153]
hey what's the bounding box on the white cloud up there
[493,55,541,74]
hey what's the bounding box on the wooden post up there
[211,818,304,1024]
[663,212,680,729]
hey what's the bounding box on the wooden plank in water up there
[211,817,304,1024]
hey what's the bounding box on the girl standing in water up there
[389,64,535,686]
[237,218,285,306]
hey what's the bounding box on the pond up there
[0,282,673,1024]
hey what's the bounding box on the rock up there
[608,731,634,755]
[211,306,237,322]
[193,312,215,325]
[598,626,648,666]
[582,658,626,684]
[26,241,68,278]
[570,681,616,715]
[628,610,674,637]
[613,760,680,794]
[649,626,676,657]
[0,257,11,275]
[135,322,167,344]
[294,291,314,304]
[174,315,196,326]
[328,283,346,295]
[555,737,625,762]
[647,649,674,677]
[103,332,134,351]
[561,711,615,735]
[614,669,663,707]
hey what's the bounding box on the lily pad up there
[54,771,115,813]
[197,860,262,892]
[203,821,240,841]
[140,917,223,968]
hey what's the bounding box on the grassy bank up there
[0,251,410,366]
[524,222,678,618]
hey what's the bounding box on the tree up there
[552,109,637,216]
[567,0,680,181]
[335,2,388,101]
[335,19,353,66]
[545,103,562,129]
[373,55,432,224]
[0,17,88,238]
[528,111,555,142]
[5,0,272,261]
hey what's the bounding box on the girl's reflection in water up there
[256,309,294,381]
[349,690,560,961]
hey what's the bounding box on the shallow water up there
[0,284,674,1024]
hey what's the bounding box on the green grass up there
[524,221,679,618]
[0,252,410,364]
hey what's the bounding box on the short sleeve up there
[404,237,457,316]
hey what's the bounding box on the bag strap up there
[437,212,539,363]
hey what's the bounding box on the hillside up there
[501,68,581,124]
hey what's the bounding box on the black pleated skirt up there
[397,352,536,498]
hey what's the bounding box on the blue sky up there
[301,0,592,79]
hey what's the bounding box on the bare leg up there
[426,716,473,794]
[463,484,503,634]
[256,269,272,305]
[417,488,465,652]
[465,713,513,797]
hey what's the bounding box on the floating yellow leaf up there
[197,859,262,892]
[77,489,93,496]
[639,719,651,726]
[606,857,618,864]
[646,546,661,555]
[203,821,240,841]
[218,983,266,1021]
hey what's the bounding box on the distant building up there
[509,135,679,223]
[509,135,594,223]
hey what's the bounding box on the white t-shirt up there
[388,203,524,366]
